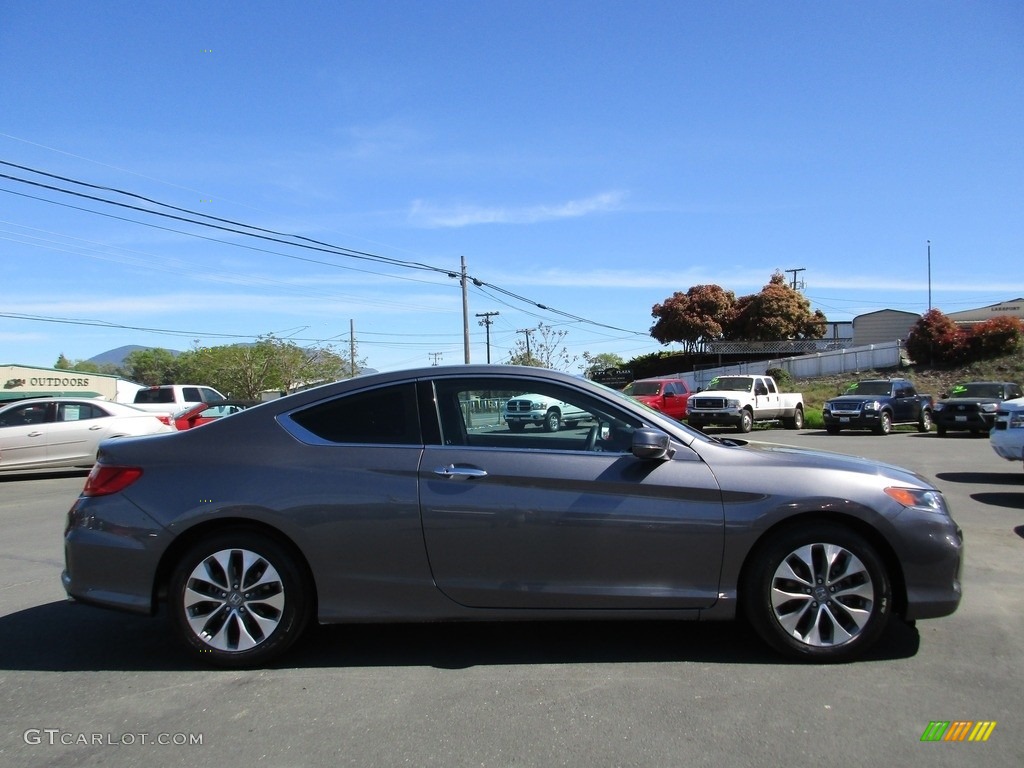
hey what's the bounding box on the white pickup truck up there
[503,393,591,433]
[686,375,804,433]
[128,384,226,414]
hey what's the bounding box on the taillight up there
[83,465,143,497]
[155,414,175,428]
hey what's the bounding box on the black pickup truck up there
[822,378,933,435]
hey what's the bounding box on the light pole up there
[927,240,932,312]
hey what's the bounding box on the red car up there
[621,377,692,420]
[172,400,255,431]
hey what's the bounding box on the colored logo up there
[921,721,996,742]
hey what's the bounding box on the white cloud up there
[408,191,627,228]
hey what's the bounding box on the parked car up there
[0,397,173,473]
[131,384,226,413]
[933,381,1023,436]
[990,397,1024,468]
[822,378,933,435]
[622,377,692,420]
[502,392,591,432]
[687,375,804,432]
[173,400,256,431]
[62,365,962,668]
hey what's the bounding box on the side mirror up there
[632,428,672,460]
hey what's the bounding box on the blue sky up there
[2,1,1022,373]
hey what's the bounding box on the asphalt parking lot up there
[1,429,1021,768]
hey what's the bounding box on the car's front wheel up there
[742,524,892,662]
[737,408,754,433]
[875,411,893,435]
[543,409,561,432]
[169,531,311,667]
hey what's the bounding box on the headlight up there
[885,487,947,514]
[726,399,740,408]
[933,402,946,412]
[862,400,880,411]
[980,403,999,413]
[1008,411,1024,428]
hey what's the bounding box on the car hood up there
[939,397,1001,406]
[729,439,934,487]
[826,394,878,403]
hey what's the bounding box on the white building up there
[0,364,142,403]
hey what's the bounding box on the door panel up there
[419,445,724,609]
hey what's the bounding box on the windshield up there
[622,381,662,396]
[705,377,752,392]
[845,381,892,396]
[949,383,1005,399]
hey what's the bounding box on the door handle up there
[433,465,488,480]
[28,431,43,438]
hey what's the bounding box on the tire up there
[169,531,311,668]
[874,411,893,435]
[936,425,946,436]
[783,407,804,430]
[543,409,561,432]
[917,409,932,433]
[742,523,892,662]
[737,408,754,433]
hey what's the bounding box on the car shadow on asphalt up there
[935,471,1024,511]
[0,600,921,672]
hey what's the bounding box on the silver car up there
[62,365,963,667]
[0,397,173,473]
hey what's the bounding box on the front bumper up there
[934,411,994,432]
[823,412,878,429]
[687,408,742,427]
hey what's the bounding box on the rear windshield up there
[134,389,174,404]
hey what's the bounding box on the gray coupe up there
[62,365,963,667]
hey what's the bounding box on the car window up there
[58,403,107,422]
[431,376,638,453]
[135,389,174,404]
[0,403,52,427]
[200,388,224,402]
[287,383,420,445]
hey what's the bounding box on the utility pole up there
[429,352,443,366]
[516,327,535,362]
[460,255,471,363]
[349,319,356,377]
[476,311,499,363]
[785,267,806,291]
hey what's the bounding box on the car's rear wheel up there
[169,531,311,667]
[918,409,932,433]
[783,407,804,430]
[742,524,891,662]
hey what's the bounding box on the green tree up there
[582,351,626,376]
[123,348,179,385]
[55,354,72,370]
[176,336,354,398]
[507,323,578,370]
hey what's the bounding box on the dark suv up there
[933,381,1023,436]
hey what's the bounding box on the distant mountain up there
[87,345,182,367]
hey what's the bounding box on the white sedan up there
[0,397,173,473]
[990,397,1024,468]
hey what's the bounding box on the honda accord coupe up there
[62,365,963,667]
